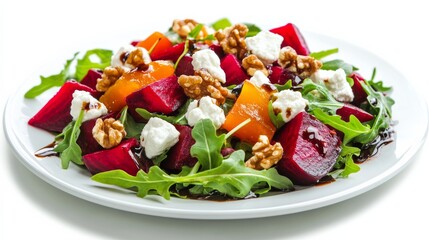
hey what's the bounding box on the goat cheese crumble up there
[185,96,226,129]
[311,68,354,102]
[245,31,283,65]
[140,117,180,159]
[192,49,226,83]
[70,90,107,122]
[272,90,308,123]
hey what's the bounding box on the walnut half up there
[242,54,268,76]
[245,135,283,170]
[96,66,125,92]
[278,46,322,79]
[214,23,248,59]
[92,118,126,149]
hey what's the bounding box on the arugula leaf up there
[212,18,232,30]
[188,24,204,39]
[119,107,145,139]
[274,79,292,91]
[301,79,343,115]
[310,48,339,60]
[268,100,286,129]
[312,108,371,145]
[92,150,294,200]
[135,101,189,125]
[190,119,225,170]
[354,80,394,144]
[331,145,361,178]
[54,109,84,168]
[244,23,262,37]
[366,69,392,92]
[24,53,78,98]
[75,49,113,80]
[321,59,358,75]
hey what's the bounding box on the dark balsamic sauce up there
[356,127,395,163]
[34,142,58,158]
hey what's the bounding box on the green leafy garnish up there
[268,100,286,129]
[301,79,343,115]
[135,100,189,125]
[321,59,358,75]
[310,48,339,60]
[24,53,78,98]
[92,150,293,200]
[366,68,392,92]
[53,109,84,169]
[274,79,293,91]
[331,145,361,178]
[212,18,232,30]
[24,48,113,98]
[75,49,113,80]
[244,23,262,37]
[312,108,370,145]
[190,119,225,171]
[119,107,145,139]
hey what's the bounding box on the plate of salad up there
[3,18,427,219]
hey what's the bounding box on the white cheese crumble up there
[70,90,107,122]
[140,117,180,159]
[191,49,226,83]
[245,31,283,65]
[311,68,354,102]
[185,96,226,129]
[249,70,271,87]
[111,45,151,71]
[272,90,308,123]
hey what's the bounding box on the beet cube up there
[28,80,97,132]
[126,75,186,121]
[175,55,194,77]
[221,54,249,86]
[349,72,368,106]
[270,23,310,56]
[274,112,341,185]
[151,42,186,62]
[161,125,197,172]
[336,103,374,122]
[82,138,141,175]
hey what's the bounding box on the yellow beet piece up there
[222,80,276,144]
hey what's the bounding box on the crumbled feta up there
[272,90,308,123]
[245,31,283,65]
[311,68,354,102]
[140,117,180,159]
[185,96,226,129]
[111,45,151,71]
[70,90,107,122]
[249,70,271,87]
[191,49,226,83]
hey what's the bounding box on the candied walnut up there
[178,70,233,105]
[278,46,322,79]
[242,54,269,76]
[172,19,212,40]
[92,118,126,149]
[96,66,125,92]
[245,135,283,170]
[214,24,248,59]
[125,47,150,69]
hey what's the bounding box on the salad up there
[25,18,395,200]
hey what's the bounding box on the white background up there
[1,0,428,239]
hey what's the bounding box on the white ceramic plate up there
[3,31,428,220]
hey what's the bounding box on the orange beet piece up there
[222,81,276,144]
[136,31,173,58]
[99,61,174,112]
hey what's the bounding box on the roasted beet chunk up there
[28,80,97,132]
[274,112,341,185]
[161,125,197,172]
[82,138,142,175]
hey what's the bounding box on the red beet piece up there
[220,54,249,86]
[336,103,374,122]
[274,112,341,185]
[80,69,103,98]
[349,72,368,106]
[151,42,185,62]
[82,138,141,175]
[126,75,186,120]
[268,65,301,85]
[175,55,194,77]
[161,125,197,172]
[270,23,310,56]
[209,44,225,59]
[28,80,97,132]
